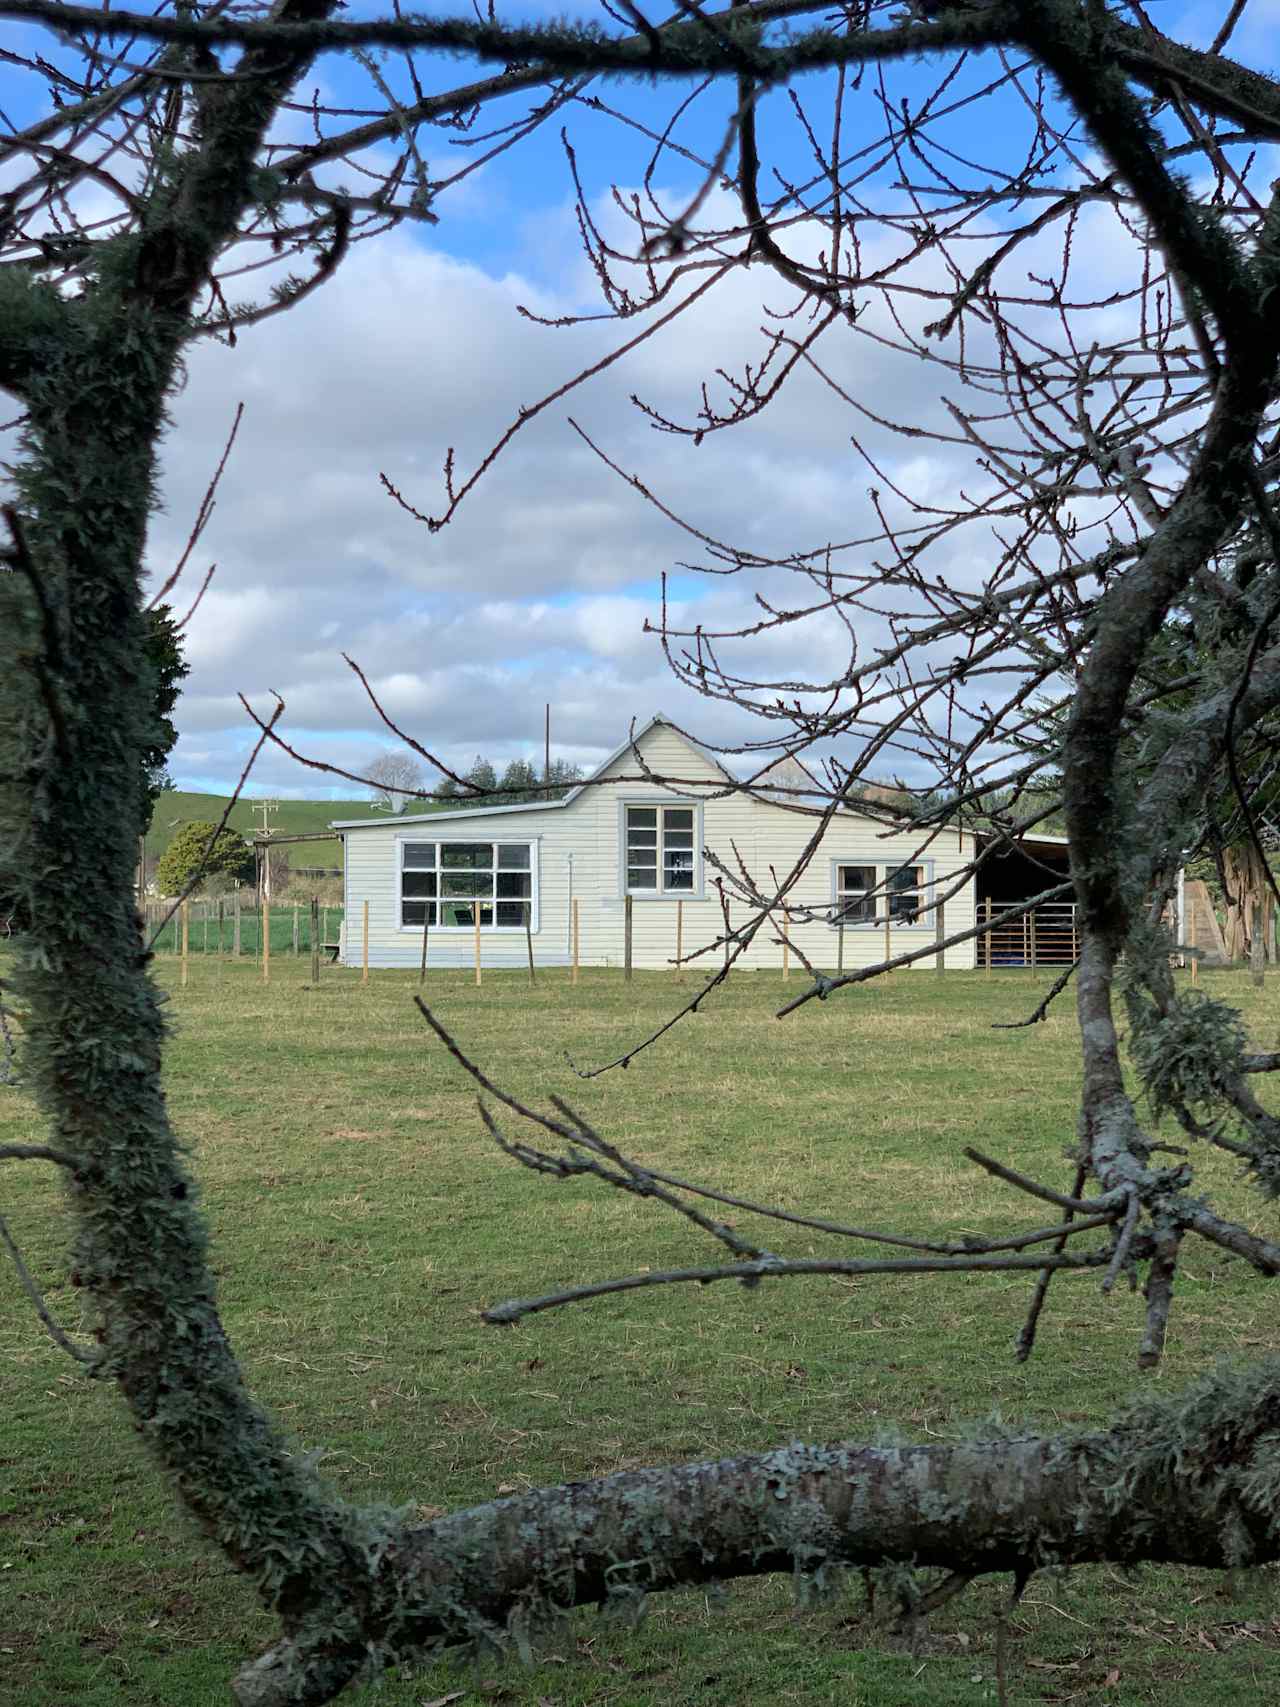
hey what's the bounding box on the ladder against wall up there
[1181,878,1229,966]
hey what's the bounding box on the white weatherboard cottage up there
[330,716,983,972]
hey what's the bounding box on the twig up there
[1015,1164,1087,1362]
[146,697,283,953]
[1101,1187,1141,1295]
[0,1210,95,1365]
[0,1141,78,1168]
[478,1101,772,1261]
[147,401,243,609]
[483,1246,1113,1324]
[1137,1224,1181,1369]
[963,1147,1125,1215]
[991,958,1079,1029]
[777,885,1073,1018]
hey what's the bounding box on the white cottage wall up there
[335,723,977,971]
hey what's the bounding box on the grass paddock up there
[3,961,1280,1705]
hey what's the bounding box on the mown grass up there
[3,962,1280,1706]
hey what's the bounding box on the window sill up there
[623,891,706,902]
[396,926,539,934]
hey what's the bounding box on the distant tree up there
[541,756,583,801]
[459,755,497,804]
[365,749,426,811]
[497,757,540,801]
[155,822,254,897]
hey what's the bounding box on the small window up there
[626,805,699,895]
[833,863,928,926]
[887,865,924,922]
[834,865,876,923]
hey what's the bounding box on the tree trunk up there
[236,1359,1280,1706]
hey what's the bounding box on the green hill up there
[145,791,423,872]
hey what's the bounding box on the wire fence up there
[142,899,343,958]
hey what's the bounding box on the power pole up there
[253,800,279,905]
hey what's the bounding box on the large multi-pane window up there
[399,841,534,929]
[832,863,926,925]
[625,805,697,893]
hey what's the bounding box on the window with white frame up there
[832,863,927,925]
[399,840,534,929]
[625,805,697,893]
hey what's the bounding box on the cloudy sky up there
[9,0,1275,800]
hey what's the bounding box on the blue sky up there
[3,0,1274,799]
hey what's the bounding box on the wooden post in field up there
[837,921,845,974]
[624,893,633,981]
[292,902,299,956]
[572,897,580,985]
[1252,900,1265,988]
[180,900,189,988]
[361,900,369,985]
[202,906,209,957]
[935,897,946,974]
[675,899,683,975]
[217,899,224,957]
[419,914,429,984]
[984,897,993,974]
[233,892,241,958]
[310,896,321,986]
[781,927,790,978]
[1028,908,1037,969]
[883,911,891,971]
[1191,954,1199,985]
[524,899,535,985]
[474,905,482,986]
[262,899,270,984]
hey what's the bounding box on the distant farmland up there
[144,791,436,871]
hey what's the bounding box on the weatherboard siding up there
[336,723,976,971]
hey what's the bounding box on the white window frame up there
[829,859,934,927]
[396,836,540,932]
[618,799,705,899]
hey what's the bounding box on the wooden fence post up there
[202,906,209,957]
[525,899,536,986]
[419,914,429,984]
[311,896,320,986]
[233,892,241,959]
[883,911,891,971]
[984,897,993,974]
[180,900,189,988]
[1252,901,1265,988]
[781,926,790,979]
[675,899,683,975]
[361,900,369,985]
[292,903,299,956]
[624,893,633,981]
[935,897,946,974]
[1028,908,1037,969]
[217,898,224,958]
[837,921,845,974]
[572,897,580,985]
[474,905,482,986]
